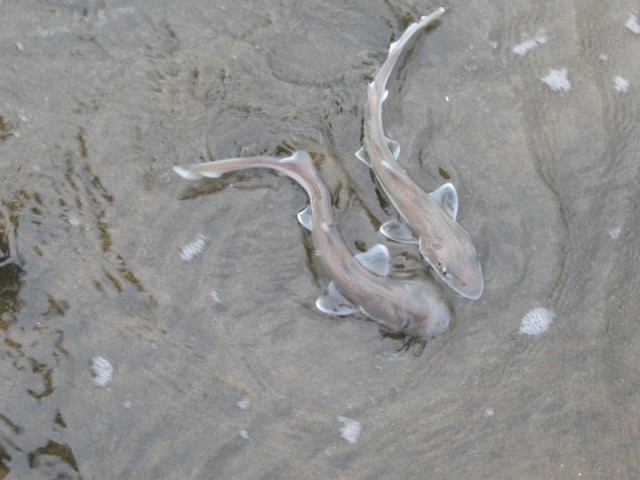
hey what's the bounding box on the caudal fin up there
[172,165,205,180]
[173,163,226,180]
[173,150,314,182]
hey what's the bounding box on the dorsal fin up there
[430,183,459,220]
[280,150,313,166]
[355,146,371,166]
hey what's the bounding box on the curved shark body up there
[173,151,450,337]
[357,8,484,299]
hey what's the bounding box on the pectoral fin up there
[316,281,358,316]
[354,244,391,276]
[297,204,313,231]
[380,218,417,244]
[430,183,459,220]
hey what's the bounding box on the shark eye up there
[437,261,448,276]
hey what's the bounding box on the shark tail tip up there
[173,165,204,180]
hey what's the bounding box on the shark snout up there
[420,245,484,300]
[448,263,484,300]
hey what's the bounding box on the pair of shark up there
[173,8,483,338]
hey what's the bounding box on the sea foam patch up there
[625,14,640,34]
[92,355,114,387]
[513,34,548,55]
[614,76,630,93]
[337,416,362,444]
[519,307,555,335]
[179,233,208,261]
[541,69,571,94]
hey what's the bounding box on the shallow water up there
[1,1,639,478]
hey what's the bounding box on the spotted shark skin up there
[357,8,484,300]
[173,151,451,337]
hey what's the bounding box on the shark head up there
[398,282,451,337]
[357,280,451,338]
[419,232,484,300]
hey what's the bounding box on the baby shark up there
[356,8,484,299]
[173,151,451,338]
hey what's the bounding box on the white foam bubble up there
[210,290,223,304]
[608,226,622,239]
[179,233,208,261]
[541,69,571,94]
[625,14,640,34]
[92,355,113,387]
[513,34,548,56]
[519,307,555,335]
[67,215,81,227]
[337,416,362,444]
[614,76,630,93]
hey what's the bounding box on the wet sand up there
[1,1,639,478]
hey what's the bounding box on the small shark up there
[173,151,450,337]
[356,8,484,299]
